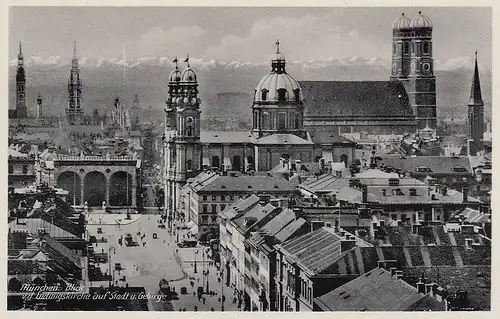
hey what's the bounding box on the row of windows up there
[200,215,218,224]
[8,165,29,174]
[259,88,301,102]
[393,41,431,55]
[201,203,227,213]
[202,194,235,202]
[299,279,313,304]
[259,112,301,130]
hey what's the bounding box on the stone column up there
[131,178,137,208]
[243,145,248,172]
[431,207,436,221]
[105,176,110,206]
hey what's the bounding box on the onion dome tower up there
[390,13,412,79]
[252,40,304,138]
[165,58,182,131]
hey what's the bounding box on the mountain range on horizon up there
[8,55,492,124]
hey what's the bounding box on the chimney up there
[390,267,397,276]
[362,186,368,203]
[377,261,386,269]
[417,281,426,294]
[395,270,403,280]
[319,158,325,171]
[465,238,474,250]
[462,187,469,202]
[382,189,386,196]
[442,186,448,196]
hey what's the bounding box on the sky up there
[9,7,492,68]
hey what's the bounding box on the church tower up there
[467,51,484,155]
[252,40,305,138]
[391,12,437,130]
[132,94,140,129]
[16,42,27,118]
[66,41,83,124]
[164,56,201,223]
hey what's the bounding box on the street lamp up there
[194,250,198,274]
[108,247,116,288]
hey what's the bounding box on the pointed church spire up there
[18,41,23,57]
[73,40,77,59]
[469,50,483,106]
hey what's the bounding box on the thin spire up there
[275,39,280,54]
[19,41,22,55]
[173,56,178,69]
[184,53,190,67]
[73,40,77,59]
[469,50,483,105]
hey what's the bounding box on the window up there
[409,188,417,196]
[212,195,217,201]
[230,195,235,201]
[22,165,28,174]
[202,215,208,224]
[211,216,217,223]
[404,42,409,54]
[202,205,208,213]
[277,89,287,102]
[278,113,286,130]
[411,42,414,54]
[212,204,217,213]
[423,42,429,54]
[221,204,226,211]
[391,214,397,221]
[294,113,300,128]
[393,43,396,55]
[202,195,207,201]
[221,195,225,201]
[8,165,13,174]
[186,159,192,171]
[452,165,467,172]
[186,126,193,137]
[416,166,432,173]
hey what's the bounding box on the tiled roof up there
[274,218,309,243]
[256,133,314,145]
[200,131,256,144]
[8,148,29,158]
[300,81,414,118]
[380,156,473,175]
[219,195,261,220]
[455,208,490,224]
[314,268,444,311]
[300,174,342,193]
[198,175,298,193]
[280,227,342,274]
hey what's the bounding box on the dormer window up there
[452,165,467,172]
[423,42,429,54]
[416,166,432,173]
[261,89,268,101]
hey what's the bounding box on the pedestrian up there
[193,291,196,297]
[211,308,214,311]
[182,308,186,312]
[203,297,206,304]
[194,306,198,312]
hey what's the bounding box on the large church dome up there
[254,45,303,103]
[411,11,433,29]
[392,13,412,30]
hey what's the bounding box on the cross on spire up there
[184,53,190,67]
[275,39,280,54]
[173,56,178,69]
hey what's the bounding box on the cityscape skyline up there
[9,7,492,69]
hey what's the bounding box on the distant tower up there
[391,11,437,130]
[66,41,83,124]
[467,51,484,155]
[164,55,201,222]
[16,42,27,118]
[252,40,305,138]
[132,94,140,129]
[36,93,42,119]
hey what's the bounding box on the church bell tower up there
[16,42,28,118]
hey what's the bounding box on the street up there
[86,213,239,311]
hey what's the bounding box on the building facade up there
[66,41,84,125]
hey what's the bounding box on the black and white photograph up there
[6,4,492,312]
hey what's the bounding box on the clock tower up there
[15,42,28,118]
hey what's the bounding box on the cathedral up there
[303,11,437,134]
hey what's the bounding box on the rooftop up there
[197,175,298,193]
[379,156,473,175]
[314,267,445,311]
[256,133,314,145]
[300,81,414,118]
[200,131,256,144]
[279,227,342,274]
